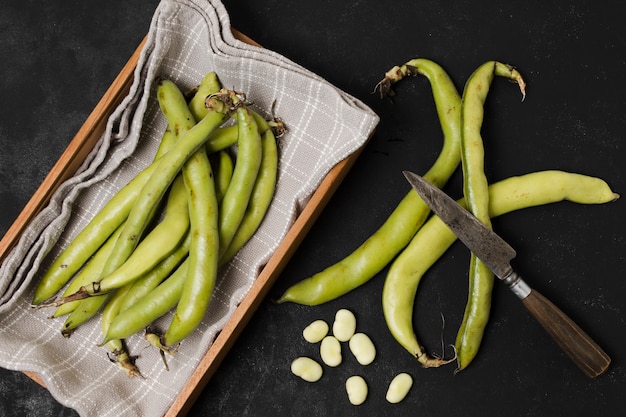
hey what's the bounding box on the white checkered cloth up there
[0,1,379,415]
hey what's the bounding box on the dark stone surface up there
[2,0,626,416]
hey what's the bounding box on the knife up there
[402,170,611,378]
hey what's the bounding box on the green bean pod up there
[32,121,179,305]
[31,74,223,305]
[117,232,191,313]
[214,150,234,203]
[218,105,263,256]
[78,174,190,296]
[220,114,278,264]
[102,261,188,343]
[382,170,618,367]
[187,72,222,121]
[52,224,124,318]
[456,61,526,371]
[61,293,111,336]
[101,85,235,277]
[163,99,221,346]
[277,59,461,305]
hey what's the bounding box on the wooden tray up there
[0,30,367,416]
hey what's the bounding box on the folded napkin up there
[0,0,378,416]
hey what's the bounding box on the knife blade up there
[402,170,611,378]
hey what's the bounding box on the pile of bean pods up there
[278,59,619,372]
[31,72,283,376]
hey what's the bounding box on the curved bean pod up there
[220,113,278,264]
[382,170,618,367]
[117,232,191,313]
[52,224,124,318]
[277,59,461,305]
[32,75,222,305]
[187,71,222,121]
[32,116,178,305]
[218,105,263,256]
[214,150,234,203]
[456,61,526,371]
[101,85,235,278]
[77,174,189,297]
[102,261,188,343]
[163,109,220,346]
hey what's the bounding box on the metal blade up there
[403,171,517,280]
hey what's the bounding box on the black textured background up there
[2,1,626,416]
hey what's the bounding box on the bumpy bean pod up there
[214,150,234,203]
[220,113,278,264]
[277,59,461,305]
[187,72,221,121]
[218,105,263,256]
[382,170,618,367]
[74,174,190,298]
[163,123,220,347]
[32,106,180,305]
[102,261,188,343]
[117,232,191,313]
[52,225,124,318]
[456,61,526,371]
[99,80,228,278]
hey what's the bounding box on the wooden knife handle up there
[522,289,611,378]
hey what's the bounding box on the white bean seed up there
[290,357,323,382]
[348,333,376,365]
[319,335,342,367]
[302,319,329,343]
[345,375,368,405]
[332,309,356,342]
[386,372,413,403]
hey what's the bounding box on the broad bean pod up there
[32,74,222,305]
[277,59,461,305]
[162,81,221,347]
[214,150,234,203]
[218,105,263,256]
[456,61,526,371]
[102,260,188,343]
[117,232,191,313]
[100,86,236,280]
[32,117,177,305]
[52,224,123,318]
[220,113,278,264]
[382,170,618,367]
[74,173,190,298]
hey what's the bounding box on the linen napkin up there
[0,0,379,416]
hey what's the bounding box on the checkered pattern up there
[0,1,378,415]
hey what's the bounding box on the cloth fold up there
[0,1,378,416]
